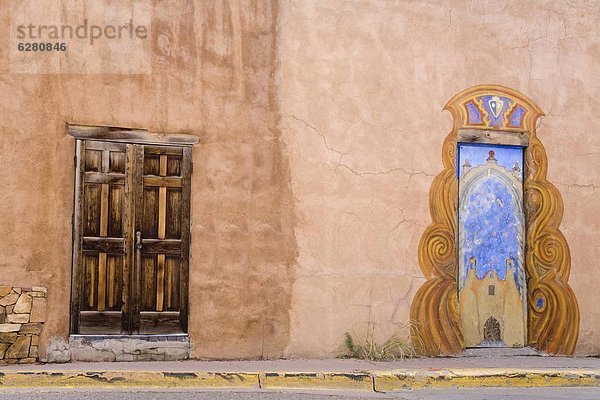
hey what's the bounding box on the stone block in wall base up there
[45,350,71,363]
[5,336,30,359]
[45,338,70,363]
[17,357,36,364]
[0,306,5,323]
[0,342,9,358]
[7,314,29,324]
[29,298,46,323]
[0,332,18,344]
[136,353,163,361]
[114,353,136,362]
[18,323,42,335]
[29,345,38,358]
[164,347,190,360]
[70,345,116,362]
[13,293,33,314]
[0,292,19,307]
[0,287,12,298]
[0,324,21,333]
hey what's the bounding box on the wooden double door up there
[70,140,192,335]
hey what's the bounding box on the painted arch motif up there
[409,85,580,355]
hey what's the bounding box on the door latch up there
[135,231,142,250]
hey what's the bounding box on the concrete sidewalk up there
[1,357,599,392]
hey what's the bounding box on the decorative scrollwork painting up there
[410,84,579,355]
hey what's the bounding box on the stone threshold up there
[44,334,191,363]
[460,346,540,357]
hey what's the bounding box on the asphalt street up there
[0,387,598,400]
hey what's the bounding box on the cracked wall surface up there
[0,0,296,360]
[279,0,600,356]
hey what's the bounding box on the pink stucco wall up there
[279,0,600,356]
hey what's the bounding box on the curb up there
[0,368,598,391]
[0,371,258,389]
[260,372,372,391]
[373,368,600,392]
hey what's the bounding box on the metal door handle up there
[133,229,142,335]
[135,231,142,250]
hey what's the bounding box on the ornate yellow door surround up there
[410,85,580,355]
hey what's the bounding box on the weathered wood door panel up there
[137,145,190,334]
[71,140,191,335]
[75,141,127,334]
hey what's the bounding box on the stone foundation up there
[67,335,190,362]
[0,286,47,364]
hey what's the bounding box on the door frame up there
[68,124,198,335]
[409,85,580,355]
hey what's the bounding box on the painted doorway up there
[410,85,579,356]
[458,143,527,347]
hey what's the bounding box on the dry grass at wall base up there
[340,321,419,361]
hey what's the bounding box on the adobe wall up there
[0,0,296,360]
[278,0,600,356]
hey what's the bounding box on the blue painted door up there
[458,143,527,348]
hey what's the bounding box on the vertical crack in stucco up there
[391,276,417,321]
[284,114,346,156]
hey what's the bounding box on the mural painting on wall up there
[409,85,580,355]
[458,144,526,348]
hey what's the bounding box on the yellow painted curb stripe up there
[260,372,372,390]
[0,371,258,388]
[0,368,598,391]
[373,368,600,392]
